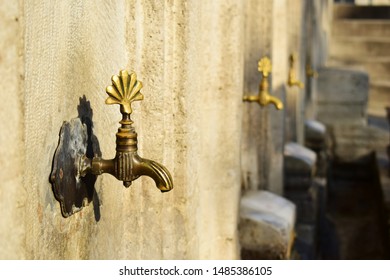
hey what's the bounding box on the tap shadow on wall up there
[77,95,102,222]
[49,96,102,221]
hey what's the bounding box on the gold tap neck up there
[119,113,133,125]
[258,57,271,100]
[289,53,297,65]
[260,75,269,94]
[116,113,138,153]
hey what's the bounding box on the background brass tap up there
[243,56,283,110]
[287,53,304,88]
[80,70,173,192]
[306,63,319,78]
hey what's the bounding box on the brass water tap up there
[243,56,283,110]
[306,63,318,78]
[50,70,173,217]
[82,70,174,191]
[287,53,304,88]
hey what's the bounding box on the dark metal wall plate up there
[50,118,91,217]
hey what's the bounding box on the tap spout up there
[85,152,173,192]
[288,76,304,88]
[267,95,284,110]
[73,69,173,209]
[132,154,173,192]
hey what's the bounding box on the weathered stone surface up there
[0,1,25,259]
[1,0,245,260]
[239,190,296,259]
[330,4,390,119]
[285,186,318,224]
[332,20,390,38]
[294,224,317,259]
[316,67,369,125]
[317,104,367,125]
[331,124,388,161]
[368,82,390,117]
[331,38,390,59]
[317,67,369,103]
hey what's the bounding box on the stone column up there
[271,0,289,195]
[241,0,286,195]
[286,0,307,144]
[1,0,244,259]
[241,0,272,193]
[239,0,295,260]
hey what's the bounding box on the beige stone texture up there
[0,0,25,260]
[1,0,245,259]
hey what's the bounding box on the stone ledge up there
[305,120,326,141]
[305,120,327,151]
[284,142,317,177]
[239,190,296,259]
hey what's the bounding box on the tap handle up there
[105,70,144,116]
[258,56,272,78]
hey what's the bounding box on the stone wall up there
[0,0,25,259]
[0,0,244,260]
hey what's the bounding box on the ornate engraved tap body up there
[80,70,173,192]
[243,56,283,110]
